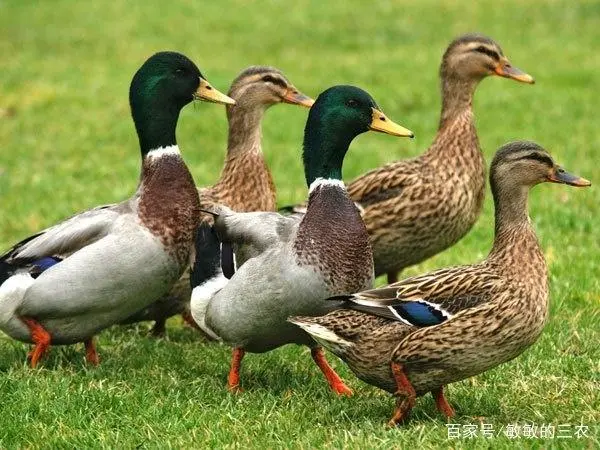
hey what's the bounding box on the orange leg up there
[84,338,100,366]
[387,362,417,426]
[21,317,51,368]
[227,347,245,393]
[432,386,455,418]
[181,311,200,330]
[311,347,353,396]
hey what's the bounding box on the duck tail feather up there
[190,222,222,289]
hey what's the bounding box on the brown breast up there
[138,154,201,266]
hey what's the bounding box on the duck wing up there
[346,159,422,209]
[213,208,301,262]
[0,202,128,283]
[330,265,501,327]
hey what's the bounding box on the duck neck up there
[438,76,478,129]
[423,74,484,196]
[488,183,546,279]
[211,103,276,211]
[131,95,181,156]
[300,111,361,232]
[224,103,265,157]
[293,108,373,289]
[302,124,352,186]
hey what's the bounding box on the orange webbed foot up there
[433,386,455,418]
[388,362,417,426]
[311,347,353,396]
[85,338,100,366]
[21,317,51,368]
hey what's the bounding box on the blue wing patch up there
[389,301,451,327]
[30,256,62,278]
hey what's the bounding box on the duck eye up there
[346,99,358,107]
[473,45,500,60]
[262,75,276,83]
[175,68,185,75]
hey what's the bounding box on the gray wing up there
[18,225,175,320]
[5,201,131,263]
[214,209,301,259]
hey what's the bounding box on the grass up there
[0,0,598,447]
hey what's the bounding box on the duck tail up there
[288,316,353,350]
[189,222,229,341]
[0,260,13,285]
[190,222,223,289]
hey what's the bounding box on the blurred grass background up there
[0,0,598,447]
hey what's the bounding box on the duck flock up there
[0,33,591,425]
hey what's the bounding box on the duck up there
[281,34,535,284]
[190,85,414,394]
[122,66,314,336]
[290,141,590,425]
[0,51,235,367]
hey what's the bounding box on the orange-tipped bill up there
[547,167,591,187]
[283,87,315,108]
[369,108,414,138]
[195,78,236,105]
[494,60,535,84]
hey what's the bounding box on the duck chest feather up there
[138,154,201,266]
[293,184,373,293]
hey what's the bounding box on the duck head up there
[302,85,413,186]
[491,141,591,191]
[129,51,235,154]
[228,66,314,110]
[441,33,534,84]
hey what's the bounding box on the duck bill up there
[494,59,535,84]
[547,167,591,187]
[282,87,315,108]
[369,108,414,138]
[195,78,236,105]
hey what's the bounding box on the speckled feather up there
[345,35,531,279]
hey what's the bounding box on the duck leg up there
[432,386,455,418]
[227,347,245,393]
[181,311,200,330]
[21,317,51,368]
[84,338,100,366]
[150,318,167,337]
[387,362,416,426]
[387,272,399,284]
[387,268,404,285]
[310,347,353,396]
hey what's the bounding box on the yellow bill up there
[195,78,236,105]
[369,108,414,138]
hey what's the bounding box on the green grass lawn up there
[0,0,598,447]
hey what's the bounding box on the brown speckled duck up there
[283,34,535,284]
[123,66,314,335]
[291,141,591,425]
